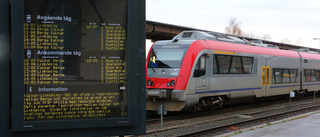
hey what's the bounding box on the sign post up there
[158,105,167,129]
[290,91,295,105]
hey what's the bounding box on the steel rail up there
[175,103,320,137]
[145,96,319,133]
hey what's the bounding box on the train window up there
[148,48,187,68]
[290,70,298,82]
[311,70,316,81]
[242,57,253,74]
[273,69,298,83]
[214,55,253,74]
[305,70,311,82]
[316,70,320,81]
[182,32,193,37]
[262,67,266,84]
[213,55,218,74]
[274,69,283,83]
[266,67,270,85]
[217,55,231,74]
[193,55,206,77]
[283,70,290,83]
[230,57,242,74]
[304,69,316,82]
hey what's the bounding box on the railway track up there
[177,102,320,137]
[146,99,275,124]
[142,96,320,137]
[146,94,316,124]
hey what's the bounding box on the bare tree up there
[280,38,303,45]
[281,38,292,44]
[225,18,272,41]
[225,18,245,36]
[224,18,305,46]
[295,38,302,45]
[244,32,272,41]
[245,31,257,38]
[260,34,272,41]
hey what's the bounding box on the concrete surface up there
[220,110,320,137]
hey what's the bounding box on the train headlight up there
[167,82,170,87]
[147,80,151,86]
[170,80,175,87]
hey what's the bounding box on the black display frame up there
[11,0,146,133]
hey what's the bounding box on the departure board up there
[23,0,128,121]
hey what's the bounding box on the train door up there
[193,54,209,92]
[261,66,271,96]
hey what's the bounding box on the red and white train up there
[146,31,320,111]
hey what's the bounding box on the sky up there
[146,0,320,52]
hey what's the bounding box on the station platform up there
[221,110,320,137]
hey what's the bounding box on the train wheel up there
[193,104,202,111]
[193,96,225,111]
[295,90,305,97]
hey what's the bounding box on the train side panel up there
[193,52,260,99]
[300,52,320,92]
[266,56,301,96]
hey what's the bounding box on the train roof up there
[167,31,320,60]
[146,20,319,52]
[154,39,195,45]
[172,31,249,45]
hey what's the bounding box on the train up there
[146,30,320,111]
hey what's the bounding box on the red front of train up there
[145,38,209,111]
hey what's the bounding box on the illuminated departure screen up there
[23,0,128,121]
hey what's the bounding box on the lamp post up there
[313,38,320,48]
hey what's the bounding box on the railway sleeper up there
[194,96,226,111]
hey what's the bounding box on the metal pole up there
[158,105,166,129]
[161,113,163,129]
[289,95,291,105]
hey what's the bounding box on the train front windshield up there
[148,45,188,68]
